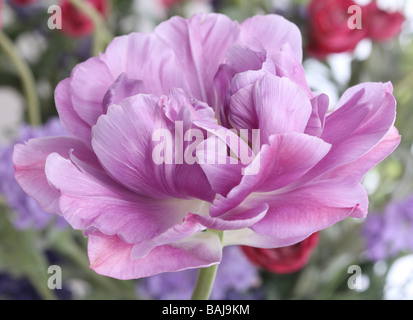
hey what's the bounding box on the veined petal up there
[249,179,369,238]
[210,133,331,217]
[92,93,215,201]
[13,136,96,214]
[55,79,93,147]
[45,152,202,245]
[155,13,240,105]
[305,82,397,180]
[253,75,312,143]
[240,14,303,62]
[88,230,222,280]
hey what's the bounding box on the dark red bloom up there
[60,0,108,38]
[307,0,405,58]
[364,2,405,42]
[307,0,368,58]
[241,233,320,274]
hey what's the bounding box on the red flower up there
[161,0,184,8]
[241,233,320,274]
[307,0,368,58]
[307,0,405,58]
[60,0,108,38]
[364,2,405,42]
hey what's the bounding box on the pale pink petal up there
[13,137,96,214]
[209,133,331,217]
[305,82,397,179]
[45,152,202,245]
[305,93,329,137]
[54,79,93,147]
[155,13,240,105]
[249,179,369,238]
[240,14,303,62]
[88,231,222,280]
[92,93,215,201]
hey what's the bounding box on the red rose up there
[307,0,368,58]
[364,2,405,42]
[60,0,108,38]
[241,232,320,274]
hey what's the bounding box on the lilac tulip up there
[13,13,400,280]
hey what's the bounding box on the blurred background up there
[0,0,413,300]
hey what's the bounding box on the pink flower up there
[13,13,400,280]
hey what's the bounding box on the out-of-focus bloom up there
[307,0,405,58]
[0,117,67,230]
[11,0,39,6]
[241,232,320,274]
[161,0,184,8]
[307,0,367,57]
[137,246,262,300]
[363,196,413,261]
[364,2,405,42]
[60,0,108,38]
[13,13,400,280]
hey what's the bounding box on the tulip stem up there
[0,31,41,126]
[190,230,223,300]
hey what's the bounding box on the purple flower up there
[363,196,413,261]
[0,118,67,230]
[13,13,399,280]
[137,246,262,300]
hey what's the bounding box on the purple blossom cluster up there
[363,195,413,261]
[0,117,67,230]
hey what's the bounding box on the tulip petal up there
[45,152,203,245]
[13,136,95,214]
[88,230,222,280]
[92,93,215,201]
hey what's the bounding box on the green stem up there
[190,230,223,300]
[69,0,113,56]
[0,31,41,126]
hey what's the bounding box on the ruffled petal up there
[13,136,95,214]
[88,230,222,280]
[45,152,202,245]
[155,13,240,105]
[305,82,397,180]
[92,92,215,201]
[240,14,303,62]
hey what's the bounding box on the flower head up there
[13,13,400,280]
